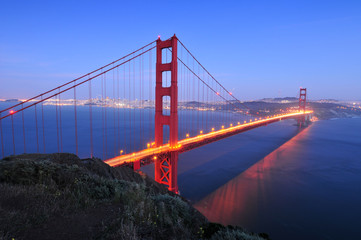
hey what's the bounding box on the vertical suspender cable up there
[21,103,26,153]
[101,73,105,159]
[139,54,142,149]
[113,64,116,156]
[104,72,109,159]
[117,67,120,155]
[198,65,200,132]
[41,96,46,153]
[59,89,63,152]
[129,60,131,153]
[55,95,60,152]
[149,48,152,143]
[35,104,39,153]
[124,64,127,153]
[11,115,15,155]
[89,78,93,157]
[74,81,78,156]
[133,56,136,151]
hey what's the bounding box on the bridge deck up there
[105,111,312,167]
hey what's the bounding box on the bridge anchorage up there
[0,34,313,194]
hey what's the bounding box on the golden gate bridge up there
[0,35,312,193]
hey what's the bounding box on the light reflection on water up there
[192,118,361,239]
[193,125,313,231]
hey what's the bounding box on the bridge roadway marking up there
[104,111,312,167]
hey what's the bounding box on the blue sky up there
[1,0,360,100]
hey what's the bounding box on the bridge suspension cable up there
[177,39,251,113]
[0,40,157,117]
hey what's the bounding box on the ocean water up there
[2,101,361,239]
[0,102,243,159]
[186,118,361,239]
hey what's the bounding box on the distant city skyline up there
[1,0,360,100]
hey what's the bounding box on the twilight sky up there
[1,0,360,100]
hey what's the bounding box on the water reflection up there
[193,125,312,229]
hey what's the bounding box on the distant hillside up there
[261,97,298,102]
[0,153,268,240]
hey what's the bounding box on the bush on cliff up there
[0,153,267,240]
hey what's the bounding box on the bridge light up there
[186,133,189,138]
[211,128,215,131]
[200,130,203,134]
[153,156,157,160]
[216,92,220,95]
[147,143,150,148]
[244,120,246,123]
[230,124,233,127]
[9,110,15,114]
[120,150,123,155]
[250,120,252,122]
[222,125,224,129]
[238,122,240,125]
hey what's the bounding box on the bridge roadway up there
[105,111,312,168]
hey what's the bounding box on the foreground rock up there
[0,153,268,240]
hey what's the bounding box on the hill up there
[0,153,268,240]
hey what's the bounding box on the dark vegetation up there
[0,153,268,240]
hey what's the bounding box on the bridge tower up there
[154,35,179,193]
[298,88,307,127]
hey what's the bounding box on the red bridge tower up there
[298,88,307,127]
[154,35,179,193]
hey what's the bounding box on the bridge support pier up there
[154,35,179,193]
[155,152,179,193]
[133,160,141,171]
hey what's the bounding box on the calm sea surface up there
[1,102,360,239]
[183,118,361,240]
